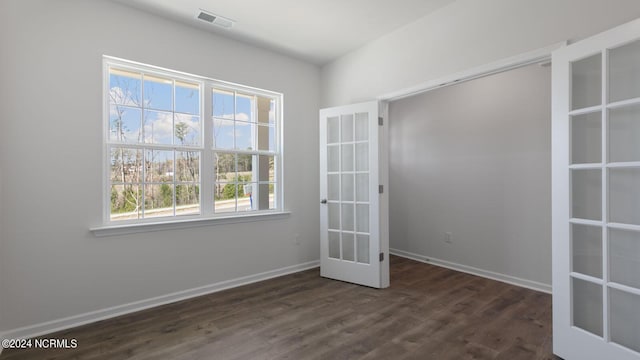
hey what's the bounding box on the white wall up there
[321,0,640,107]
[389,64,551,287]
[0,0,320,333]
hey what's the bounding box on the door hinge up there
[378,116,383,126]
[379,185,383,194]
[379,252,384,262]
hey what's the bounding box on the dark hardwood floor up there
[1,256,557,359]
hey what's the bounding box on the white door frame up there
[378,42,565,102]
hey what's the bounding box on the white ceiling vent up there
[196,10,234,29]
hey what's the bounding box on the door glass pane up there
[328,174,339,201]
[341,174,354,202]
[609,104,640,162]
[609,168,640,225]
[571,112,601,164]
[328,231,340,259]
[328,203,340,230]
[341,114,353,142]
[357,234,370,264]
[327,116,339,144]
[327,145,339,172]
[610,228,640,288]
[572,224,602,278]
[572,277,603,337]
[355,113,368,141]
[610,39,640,103]
[342,232,355,261]
[572,54,602,110]
[341,144,354,171]
[571,169,602,220]
[355,143,369,171]
[356,204,369,233]
[356,174,369,202]
[610,288,640,353]
[341,204,354,231]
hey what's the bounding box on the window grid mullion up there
[105,59,281,224]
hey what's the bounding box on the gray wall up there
[0,0,320,332]
[321,0,640,107]
[388,64,552,286]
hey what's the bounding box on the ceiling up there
[112,0,457,65]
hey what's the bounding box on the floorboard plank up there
[0,256,558,360]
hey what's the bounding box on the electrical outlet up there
[444,232,452,244]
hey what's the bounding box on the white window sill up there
[90,211,291,237]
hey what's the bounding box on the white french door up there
[553,18,640,360]
[319,101,388,288]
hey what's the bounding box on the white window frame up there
[92,56,287,236]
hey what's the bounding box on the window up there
[104,57,282,224]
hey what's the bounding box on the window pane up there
[176,151,200,182]
[144,110,173,144]
[236,94,254,122]
[258,155,274,182]
[342,232,355,261]
[109,105,142,143]
[571,223,602,279]
[175,81,200,115]
[341,174,354,202]
[144,184,174,218]
[609,39,640,103]
[145,150,173,183]
[143,74,172,111]
[341,144,353,171]
[109,68,141,106]
[610,289,640,353]
[235,121,256,150]
[214,153,236,182]
[610,228,640,289]
[356,204,369,233]
[268,183,275,210]
[356,174,369,202]
[571,54,601,110]
[328,116,339,144]
[110,148,142,183]
[609,168,640,225]
[176,184,200,216]
[238,182,256,212]
[238,154,255,182]
[215,183,236,213]
[174,114,200,146]
[213,90,234,119]
[571,112,601,164]
[213,118,234,149]
[572,277,603,337]
[341,114,354,142]
[110,184,142,221]
[357,234,369,264]
[257,125,275,151]
[355,143,369,171]
[609,104,640,162]
[257,96,274,125]
[256,183,274,210]
[572,169,602,220]
[355,113,368,141]
[329,231,340,259]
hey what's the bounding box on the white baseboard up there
[1,260,319,341]
[390,248,551,294]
